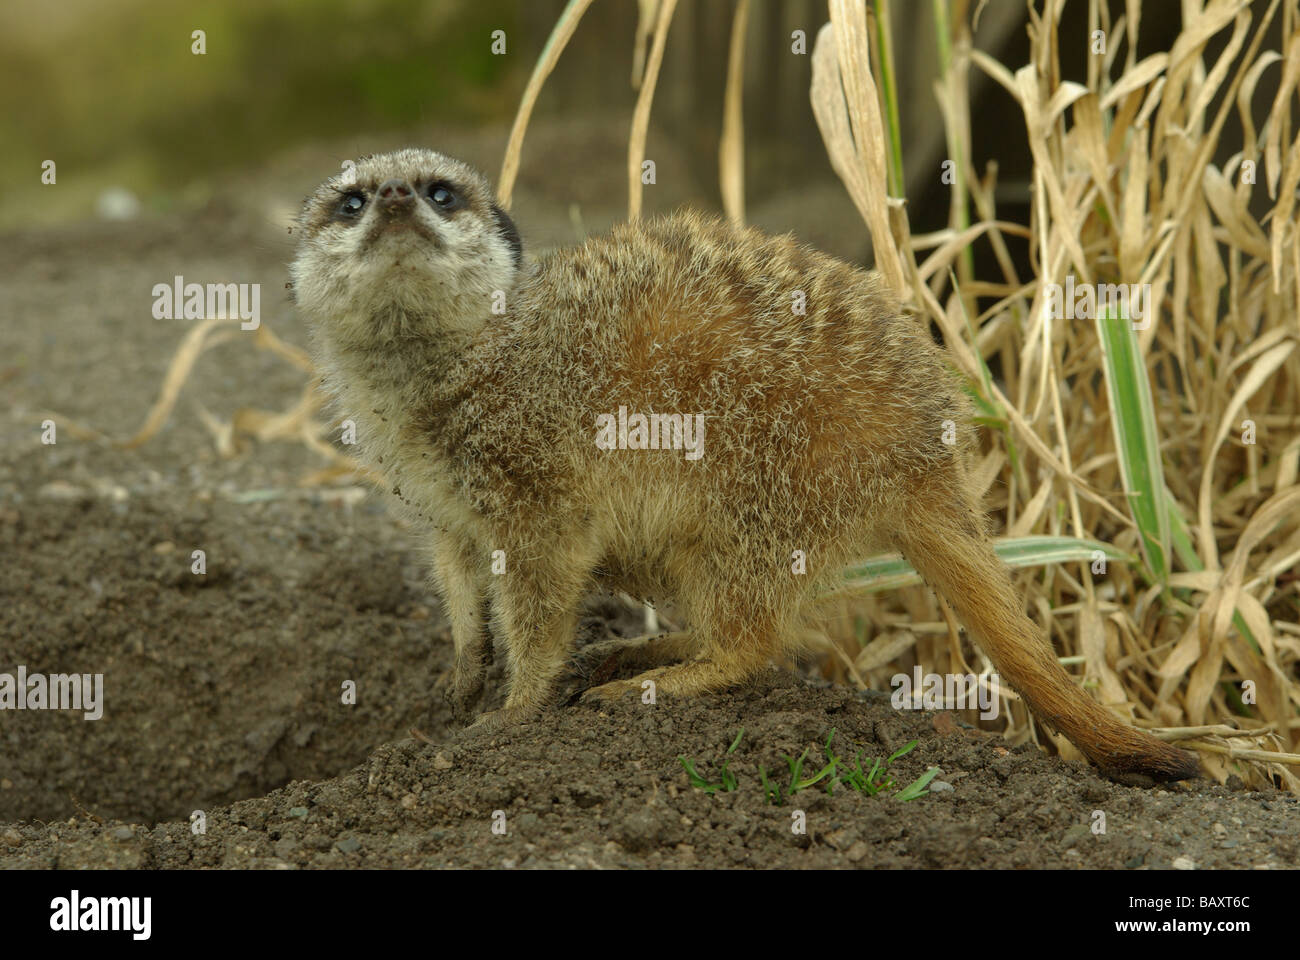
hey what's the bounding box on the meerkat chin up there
[289,147,1197,783]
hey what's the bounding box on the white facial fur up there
[289,148,522,344]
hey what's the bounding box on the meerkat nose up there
[376,178,416,215]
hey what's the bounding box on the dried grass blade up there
[496,0,597,210]
[812,3,907,294]
[627,0,678,221]
[719,0,751,226]
[119,317,239,450]
[1196,340,1296,568]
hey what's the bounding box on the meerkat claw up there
[453,705,536,742]
[441,684,479,726]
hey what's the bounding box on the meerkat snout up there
[290,148,1198,784]
[375,178,417,212]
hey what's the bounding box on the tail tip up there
[1097,743,1200,785]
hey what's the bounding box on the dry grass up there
[115,0,1298,788]
[808,0,1300,789]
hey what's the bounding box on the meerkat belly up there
[584,483,700,601]
[591,554,674,602]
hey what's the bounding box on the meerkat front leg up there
[430,534,491,723]
[459,540,597,738]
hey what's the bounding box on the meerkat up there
[289,148,1197,782]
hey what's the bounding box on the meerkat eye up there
[337,193,366,216]
[428,184,460,210]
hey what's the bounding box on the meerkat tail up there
[895,520,1198,781]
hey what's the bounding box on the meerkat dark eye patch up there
[426,182,463,212]
[332,192,366,222]
[491,203,523,268]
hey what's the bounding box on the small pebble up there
[1172,856,1196,870]
[38,481,87,502]
[1063,824,1090,848]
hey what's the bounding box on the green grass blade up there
[931,0,973,284]
[726,726,744,754]
[886,739,918,763]
[830,535,1135,596]
[1166,491,1198,572]
[760,764,781,805]
[1095,310,1170,583]
[896,767,941,802]
[873,0,905,199]
[678,756,713,791]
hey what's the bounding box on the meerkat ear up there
[491,203,523,269]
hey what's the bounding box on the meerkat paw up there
[440,676,483,725]
[437,648,492,724]
[453,704,538,742]
[435,665,484,724]
[580,667,673,705]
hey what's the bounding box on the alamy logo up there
[0,667,103,720]
[49,890,150,940]
[1044,275,1150,329]
[595,405,705,461]
[890,665,999,720]
[151,275,260,329]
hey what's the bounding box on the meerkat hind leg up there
[570,630,697,682]
[580,656,761,704]
[582,617,774,704]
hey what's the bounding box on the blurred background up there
[1,0,1198,261]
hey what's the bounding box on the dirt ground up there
[2,126,1297,870]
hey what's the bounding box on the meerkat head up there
[290,148,523,342]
